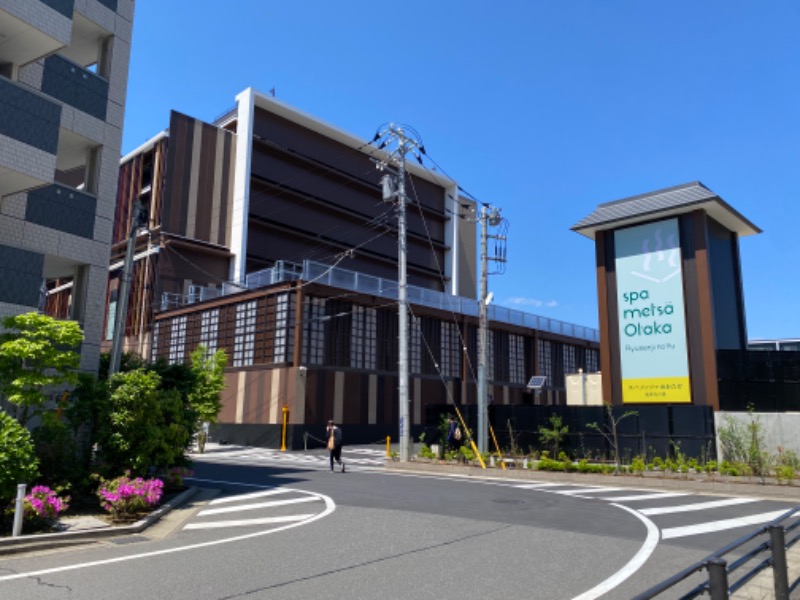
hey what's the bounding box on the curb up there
[0,486,201,556]
[385,461,800,502]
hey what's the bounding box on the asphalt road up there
[0,449,795,599]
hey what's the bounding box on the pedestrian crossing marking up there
[185,514,315,530]
[210,488,293,505]
[639,497,759,516]
[598,492,690,502]
[199,495,322,516]
[660,510,788,539]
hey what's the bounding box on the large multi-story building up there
[0,0,134,372]
[55,87,600,446]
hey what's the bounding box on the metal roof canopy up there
[571,181,761,240]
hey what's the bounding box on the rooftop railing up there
[161,259,600,342]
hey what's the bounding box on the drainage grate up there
[110,535,149,545]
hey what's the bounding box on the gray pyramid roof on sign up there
[572,181,760,240]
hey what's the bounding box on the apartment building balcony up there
[0,75,60,197]
[41,53,108,121]
[0,0,73,73]
[25,182,96,240]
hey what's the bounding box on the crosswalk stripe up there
[184,514,315,530]
[660,510,788,539]
[557,487,627,496]
[210,489,293,505]
[514,483,563,489]
[639,497,760,516]
[598,492,690,502]
[199,496,322,516]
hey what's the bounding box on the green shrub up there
[775,465,795,483]
[719,460,741,476]
[630,456,646,474]
[538,457,565,472]
[32,413,82,489]
[418,444,436,459]
[0,411,39,503]
[705,460,718,474]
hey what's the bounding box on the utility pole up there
[109,199,146,377]
[476,204,504,453]
[375,124,422,463]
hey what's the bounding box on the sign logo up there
[615,219,691,404]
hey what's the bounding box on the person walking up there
[446,415,461,452]
[326,420,345,472]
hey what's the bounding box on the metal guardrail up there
[634,506,800,600]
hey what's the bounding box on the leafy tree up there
[188,345,227,453]
[0,411,39,504]
[98,368,196,477]
[588,405,638,473]
[539,415,569,458]
[0,313,83,425]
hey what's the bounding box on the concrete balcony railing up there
[41,54,109,121]
[0,76,60,197]
[0,0,74,67]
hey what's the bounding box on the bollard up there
[489,455,495,468]
[706,557,729,600]
[12,483,26,537]
[386,436,391,458]
[523,457,529,469]
[280,405,289,451]
[769,525,789,600]
[304,431,308,451]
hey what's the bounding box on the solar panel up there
[527,375,547,390]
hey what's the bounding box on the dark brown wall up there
[248,108,449,290]
[162,111,236,247]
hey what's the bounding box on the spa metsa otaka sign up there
[614,218,691,403]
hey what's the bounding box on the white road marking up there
[0,480,335,583]
[210,488,293,505]
[598,492,690,502]
[513,483,563,489]
[184,514,314,530]
[640,497,760,515]
[661,510,788,539]
[199,495,321,516]
[572,503,660,600]
[557,487,627,496]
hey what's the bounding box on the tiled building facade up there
[0,0,134,372]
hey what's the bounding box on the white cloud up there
[505,297,559,308]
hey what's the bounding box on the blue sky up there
[122,1,800,340]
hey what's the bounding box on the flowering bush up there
[97,473,163,519]
[24,486,70,521]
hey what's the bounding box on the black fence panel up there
[425,404,716,462]
[718,350,800,412]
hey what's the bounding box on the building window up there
[440,321,461,378]
[200,308,219,356]
[538,339,553,384]
[410,315,421,375]
[304,297,325,365]
[233,300,256,367]
[509,333,525,384]
[273,293,290,363]
[151,321,160,362]
[585,348,599,372]
[168,315,187,364]
[563,345,577,376]
[351,305,376,370]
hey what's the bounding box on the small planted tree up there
[588,405,638,473]
[0,313,83,425]
[539,415,569,458]
[187,345,227,453]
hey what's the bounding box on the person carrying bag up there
[326,420,345,473]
